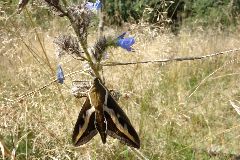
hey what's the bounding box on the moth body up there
[72,78,140,148]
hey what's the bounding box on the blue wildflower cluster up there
[55,0,136,84]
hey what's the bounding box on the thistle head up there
[67,3,92,45]
[90,36,109,62]
[54,35,83,58]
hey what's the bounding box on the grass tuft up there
[1,12,240,159]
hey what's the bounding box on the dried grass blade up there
[0,140,11,159]
[230,100,240,116]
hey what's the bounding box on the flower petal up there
[117,32,127,39]
[94,0,102,10]
[85,0,102,11]
[117,37,135,51]
[85,2,95,10]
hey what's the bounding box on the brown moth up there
[72,78,140,148]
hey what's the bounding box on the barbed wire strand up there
[103,48,240,66]
[10,48,240,104]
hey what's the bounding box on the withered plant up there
[17,0,141,151]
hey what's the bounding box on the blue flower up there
[94,0,102,10]
[117,32,135,51]
[57,64,65,84]
[86,0,102,11]
[85,2,94,10]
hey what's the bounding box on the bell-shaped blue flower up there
[57,64,65,84]
[86,0,102,11]
[117,32,135,51]
[94,0,102,10]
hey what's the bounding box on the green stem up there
[61,0,68,7]
[70,21,101,79]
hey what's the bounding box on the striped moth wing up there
[72,97,97,146]
[104,94,140,148]
[94,78,140,148]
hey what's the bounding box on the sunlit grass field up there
[1,10,240,159]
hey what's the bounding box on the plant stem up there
[68,19,101,79]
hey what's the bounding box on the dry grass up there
[1,13,240,159]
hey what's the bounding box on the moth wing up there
[104,95,140,148]
[72,97,97,146]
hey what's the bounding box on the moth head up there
[93,77,102,85]
[88,78,107,107]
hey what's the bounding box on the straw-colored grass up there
[1,13,240,159]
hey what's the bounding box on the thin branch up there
[45,0,68,17]
[103,48,240,66]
